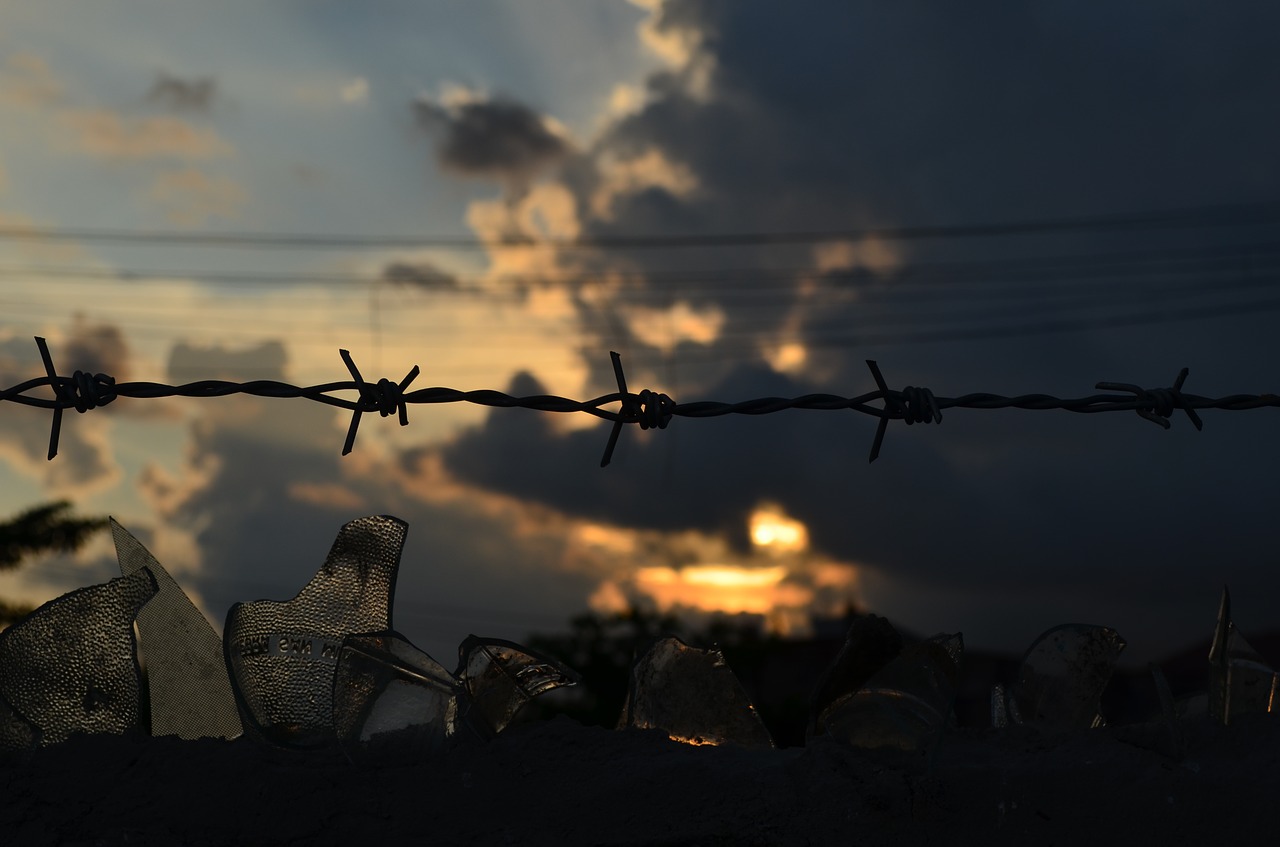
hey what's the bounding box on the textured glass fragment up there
[455,635,580,735]
[0,692,40,756]
[0,568,156,749]
[1209,586,1278,725]
[1009,623,1125,730]
[112,519,243,740]
[809,614,903,735]
[224,514,407,747]
[817,633,963,752]
[618,637,773,749]
[333,631,462,765]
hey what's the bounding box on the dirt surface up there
[2,713,1277,846]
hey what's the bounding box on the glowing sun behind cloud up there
[588,503,859,635]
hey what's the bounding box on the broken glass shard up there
[112,519,243,740]
[817,632,963,752]
[1209,586,1279,725]
[0,568,156,749]
[0,692,40,758]
[333,631,463,765]
[990,682,1008,729]
[618,637,773,749]
[455,635,580,735]
[1010,624,1125,730]
[224,514,407,747]
[809,614,903,736]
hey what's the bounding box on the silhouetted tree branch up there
[0,500,108,628]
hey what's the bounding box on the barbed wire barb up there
[865,360,942,463]
[3,337,1278,467]
[33,336,116,460]
[338,349,420,455]
[599,352,676,467]
[1095,368,1203,431]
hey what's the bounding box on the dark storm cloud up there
[147,72,216,111]
[414,95,570,184]
[381,261,458,291]
[62,316,131,380]
[433,0,1280,657]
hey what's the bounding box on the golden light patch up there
[516,182,581,241]
[591,148,698,219]
[0,52,63,108]
[634,564,811,615]
[667,734,720,747]
[620,300,724,353]
[607,83,646,118]
[60,110,232,160]
[588,580,630,615]
[680,565,788,588]
[573,523,639,556]
[765,341,807,373]
[749,504,809,554]
[813,235,901,276]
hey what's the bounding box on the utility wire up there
[3,200,1280,250]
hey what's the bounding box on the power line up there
[5,239,1280,299]
[2,200,1280,250]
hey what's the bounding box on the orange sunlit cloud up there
[585,503,861,633]
[632,564,808,615]
[749,503,808,554]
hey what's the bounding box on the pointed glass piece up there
[224,515,407,747]
[333,631,464,765]
[809,614,903,735]
[455,635,580,735]
[112,519,243,740]
[1010,623,1125,730]
[618,636,774,749]
[1208,586,1279,726]
[817,632,963,752]
[0,568,156,749]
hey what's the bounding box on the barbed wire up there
[2,337,1277,467]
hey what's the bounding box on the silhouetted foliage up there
[0,500,108,627]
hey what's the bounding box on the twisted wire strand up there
[4,337,1277,466]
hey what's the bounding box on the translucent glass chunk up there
[112,519,242,740]
[809,614,903,735]
[0,568,156,749]
[224,515,407,747]
[1209,586,1279,725]
[816,632,963,752]
[455,635,580,735]
[333,631,463,765]
[618,637,773,749]
[1010,623,1126,730]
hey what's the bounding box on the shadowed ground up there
[1,712,1275,846]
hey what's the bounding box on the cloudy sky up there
[2,0,1279,666]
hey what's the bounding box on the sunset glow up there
[633,564,809,615]
[749,505,809,553]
